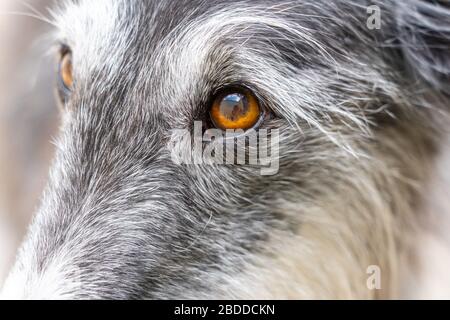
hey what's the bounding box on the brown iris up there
[59,50,73,90]
[210,88,261,130]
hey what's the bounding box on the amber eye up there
[210,88,262,130]
[58,49,73,98]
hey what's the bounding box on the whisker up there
[0,10,57,28]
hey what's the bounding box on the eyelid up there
[58,43,71,58]
[215,84,271,115]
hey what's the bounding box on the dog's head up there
[2,0,450,299]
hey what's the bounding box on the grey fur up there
[2,0,450,299]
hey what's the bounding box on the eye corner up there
[58,43,71,56]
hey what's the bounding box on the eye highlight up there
[210,88,262,130]
[58,48,73,101]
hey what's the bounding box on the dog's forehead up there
[54,1,155,71]
[53,0,333,68]
[52,0,374,121]
[54,0,312,114]
[53,0,244,61]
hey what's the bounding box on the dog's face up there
[1,0,449,299]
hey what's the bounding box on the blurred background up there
[0,0,57,286]
[1,0,450,298]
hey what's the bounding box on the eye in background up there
[57,47,73,103]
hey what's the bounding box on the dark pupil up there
[219,93,248,121]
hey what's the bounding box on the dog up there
[1,0,450,299]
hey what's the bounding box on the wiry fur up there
[1,0,450,299]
